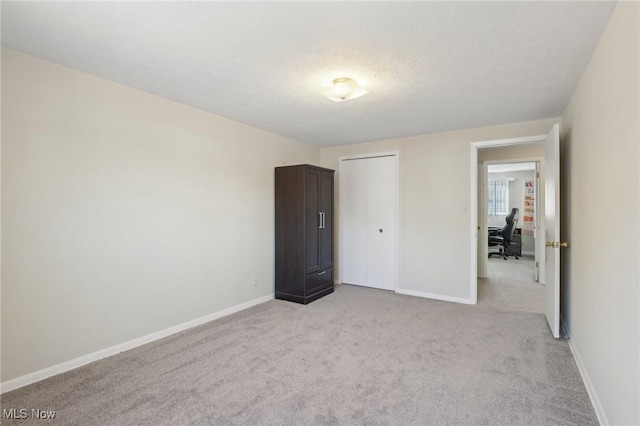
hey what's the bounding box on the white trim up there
[473,134,545,148]
[338,158,344,286]
[567,337,608,426]
[488,177,516,182]
[470,146,479,303]
[394,152,400,293]
[0,294,274,394]
[483,158,545,166]
[339,151,399,162]
[396,288,474,305]
[477,163,486,279]
[338,151,399,293]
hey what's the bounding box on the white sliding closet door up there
[340,155,397,291]
[341,159,368,286]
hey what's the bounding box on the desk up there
[488,227,522,257]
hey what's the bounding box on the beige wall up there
[478,144,545,164]
[560,2,639,424]
[321,118,558,301]
[1,49,320,382]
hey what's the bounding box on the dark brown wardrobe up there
[275,165,334,304]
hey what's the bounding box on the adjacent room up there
[1,2,638,425]
[478,158,544,313]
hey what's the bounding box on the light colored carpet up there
[1,285,596,425]
[486,255,537,282]
[479,255,544,314]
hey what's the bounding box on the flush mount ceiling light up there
[321,77,370,102]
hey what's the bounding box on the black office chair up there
[488,207,519,260]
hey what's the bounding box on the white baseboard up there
[337,283,473,305]
[521,251,535,256]
[0,294,274,394]
[567,337,608,425]
[396,288,475,305]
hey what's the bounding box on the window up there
[488,180,509,216]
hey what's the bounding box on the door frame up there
[470,135,547,304]
[480,157,544,280]
[338,151,399,292]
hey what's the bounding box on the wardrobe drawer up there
[305,268,333,294]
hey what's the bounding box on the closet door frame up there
[338,152,399,291]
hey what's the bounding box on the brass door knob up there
[546,241,570,248]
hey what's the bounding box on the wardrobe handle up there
[322,212,325,228]
[318,270,326,275]
[319,212,322,229]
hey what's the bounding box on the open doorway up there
[470,125,562,337]
[479,159,544,313]
[472,142,546,313]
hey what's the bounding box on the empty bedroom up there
[1,1,638,425]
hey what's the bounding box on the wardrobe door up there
[304,168,321,273]
[319,171,334,270]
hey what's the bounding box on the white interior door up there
[544,124,561,338]
[340,159,368,286]
[366,156,396,290]
[340,155,397,291]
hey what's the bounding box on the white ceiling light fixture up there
[322,77,370,102]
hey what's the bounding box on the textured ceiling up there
[1,2,616,147]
